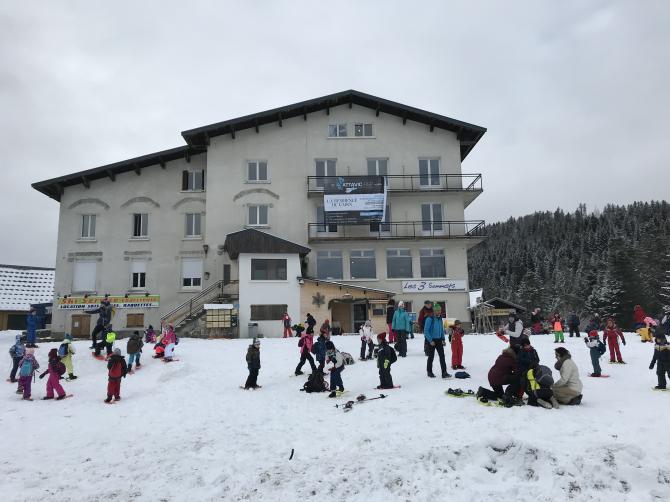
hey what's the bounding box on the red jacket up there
[603,328,625,345]
[299,333,314,353]
[451,327,464,345]
[488,348,517,386]
[418,307,433,332]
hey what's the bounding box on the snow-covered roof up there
[0,264,54,311]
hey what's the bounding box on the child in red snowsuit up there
[450,320,465,369]
[39,348,67,400]
[603,318,626,363]
[105,348,128,403]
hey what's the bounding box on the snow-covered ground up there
[1,330,668,502]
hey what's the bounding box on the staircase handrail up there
[160,280,225,326]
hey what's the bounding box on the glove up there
[442,340,446,346]
[649,363,654,370]
[39,373,45,380]
[383,360,390,369]
[622,340,626,346]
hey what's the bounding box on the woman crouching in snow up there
[552,347,583,405]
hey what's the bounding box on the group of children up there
[7,324,171,402]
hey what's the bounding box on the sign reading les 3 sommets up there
[324,176,386,224]
[401,280,467,293]
[57,295,160,309]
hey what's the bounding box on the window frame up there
[250,258,288,281]
[370,205,391,235]
[130,261,147,290]
[80,214,96,240]
[327,124,348,138]
[246,160,269,183]
[419,158,441,187]
[349,249,377,279]
[367,158,388,187]
[185,213,202,238]
[247,205,269,227]
[126,313,145,328]
[386,249,413,279]
[131,213,149,239]
[421,202,444,234]
[182,170,205,192]
[73,260,97,293]
[181,258,203,290]
[355,123,374,137]
[316,205,338,234]
[316,250,343,280]
[419,248,446,278]
[315,159,336,189]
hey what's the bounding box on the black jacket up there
[376,342,395,370]
[126,335,143,354]
[246,345,261,370]
[650,342,670,368]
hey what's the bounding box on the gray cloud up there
[1,0,668,266]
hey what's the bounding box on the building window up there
[181,258,203,288]
[387,249,413,278]
[419,158,440,187]
[251,259,287,280]
[132,213,148,238]
[248,205,269,226]
[317,205,338,233]
[355,123,374,137]
[185,213,202,238]
[315,159,336,188]
[370,205,391,234]
[247,161,269,182]
[371,302,386,316]
[73,261,96,292]
[250,304,287,321]
[131,261,146,289]
[421,203,443,233]
[350,250,376,279]
[420,249,446,278]
[182,170,205,191]
[367,158,388,186]
[317,250,343,279]
[81,214,96,239]
[328,124,347,137]
[126,313,144,328]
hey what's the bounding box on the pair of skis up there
[335,393,387,412]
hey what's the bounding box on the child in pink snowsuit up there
[39,348,67,400]
[16,348,39,400]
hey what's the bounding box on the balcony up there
[307,220,486,242]
[307,174,483,207]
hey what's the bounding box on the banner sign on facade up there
[401,280,467,293]
[57,295,160,309]
[323,176,386,224]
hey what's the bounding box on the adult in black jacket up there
[305,313,317,335]
[86,300,112,349]
[567,312,581,338]
[376,333,396,389]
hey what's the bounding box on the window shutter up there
[182,170,189,190]
[201,170,205,190]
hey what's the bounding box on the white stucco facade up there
[36,92,485,337]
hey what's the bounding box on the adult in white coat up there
[551,347,583,405]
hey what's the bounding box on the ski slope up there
[0,330,668,502]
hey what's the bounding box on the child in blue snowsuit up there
[314,333,327,371]
[584,330,605,377]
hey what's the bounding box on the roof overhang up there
[299,277,396,296]
[182,89,486,160]
[224,228,310,260]
[32,145,206,202]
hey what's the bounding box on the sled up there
[445,388,475,398]
[496,333,509,343]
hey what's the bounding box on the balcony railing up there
[307,173,483,195]
[307,220,486,241]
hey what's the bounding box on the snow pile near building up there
[0,331,668,502]
[0,265,54,311]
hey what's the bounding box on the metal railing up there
[160,280,238,327]
[307,174,482,194]
[307,220,486,241]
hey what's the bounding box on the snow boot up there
[104,396,112,403]
[568,395,582,405]
[328,391,337,398]
[427,372,436,378]
[550,396,560,409]
[42,396,54,400]
[68,374,77,380]
[295,370,304,376]
[654,386,667,390]
[56,395,67,400]
[537,399,552,409]
[442,372,452,379]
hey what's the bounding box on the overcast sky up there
[1,0,668,267]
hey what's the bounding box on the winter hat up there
[643,317,658,327]
[398,301,405,308]
[434,304,442,313]
[15,334,21,343]
[588,330,598,338]
[325,341,335,350]
[377,332,386,341]
[113,348,121,355]
[554,347,570,359]
[364,320,371,327]
[62,338,71,345]
[424,300,433,306]
[65,333,73,341]
[48,348,58,358]
[454,319,461,325]
[252,338,261,347]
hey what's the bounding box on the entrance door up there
[353,303,368,333]
[331,302,351,334]
[71,315,90,338]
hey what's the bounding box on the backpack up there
[454,371,471,379]
[596,340,607,356]
[298,337,304,348]
[301,370,328,393]
[341,352,355,365]
[109,359,123,379]
[54,361,66,376]
[58,343,68,358]
[19,358,33,377]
